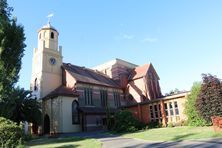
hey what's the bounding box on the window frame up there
[100,89,108,107]
[84,87,93,106]
[169,102,174,116]
[72,100,80,124]
[50,32,54,39]
[114,92,121,107]
[174,101,179,115]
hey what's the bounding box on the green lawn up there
[123,126,222,142]
[26,137,101,148]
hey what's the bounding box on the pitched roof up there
[129,64,151,80]
[129,63,159,80]
[62,63,120,88]
[43,86,79,100]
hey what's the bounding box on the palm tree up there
[2,87,41,125]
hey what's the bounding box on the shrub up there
[196,74,222,123]
[173,120,188,127]
[147,121,159,129]
[167,122,174,128]
[113,110,145,133]
[0,117,24,148]
[184,82,208,126]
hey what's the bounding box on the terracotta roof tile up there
[62,63,120,88]
[129,63,160,80]
[129,64,151,80]
[43,86,79,99]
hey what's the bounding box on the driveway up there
[61,130,222,148]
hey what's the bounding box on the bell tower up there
[31,22,63,99]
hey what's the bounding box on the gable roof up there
[43,86,79,100]
[62,63,120,88]
[129,63,160,80]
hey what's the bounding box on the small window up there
[100,90,108,107]
[72,100,79,124]
[39,33,41,39]
[164,103,168,117]
[154,105,158,118]
[174,101,179,115]
[50,32,54,39]
[114,92,121,107]
[158,104,162,118]
[34,78,37,91]
[169,102,174,116]
[150,105,154,119]
[84,88,93,105]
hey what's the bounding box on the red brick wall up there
[127,104,150,124]
[127,106,140,120]
[140,104,149,124]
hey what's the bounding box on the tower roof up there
[38,22,58,32]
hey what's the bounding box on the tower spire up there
[47,13,54,24]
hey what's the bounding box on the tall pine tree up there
[0,0,41,125]
[0,0,26,101]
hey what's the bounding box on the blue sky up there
[8,0,222,94]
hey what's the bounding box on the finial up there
[47,13,54,24]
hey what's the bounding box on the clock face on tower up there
[49,57,56,65]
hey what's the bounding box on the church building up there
[30,23,188,134]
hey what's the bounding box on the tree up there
[1,87,41,125]
[196,74,222,123]
[0,0,26,101]
[113,110,145,132]
[184,82,208,126]
[165,88,181,96]
[0,0,13,21]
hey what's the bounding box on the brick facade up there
[126,92,188,126]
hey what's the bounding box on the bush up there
[178,120,188,126]
[196,74,222,123]
[167,122,174,128]
[147,121,160,129]
[113,110,145,133]
[184,82,208,126]
[0,117,24,148]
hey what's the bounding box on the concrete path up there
[60,131,222,148]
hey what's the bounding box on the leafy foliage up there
[147,121,160,128]
[0,0,26,101]
[0,87,41,125]
[196,74,222,123]
[0,1,38,127]
[184,82,208,126]
[0,117,24,148]
[113,110,145,133]
[0,0,13,21]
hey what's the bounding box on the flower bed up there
[211,116,222,132]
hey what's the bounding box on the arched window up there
[34,78,37,91]
[72,100,79,124]
[50,32,54,39]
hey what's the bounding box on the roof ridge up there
[63,62,120,88]
[63,62,115,80]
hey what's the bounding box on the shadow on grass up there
[170,133,196,142]
[27,137,85,147]
[56,144,79,148]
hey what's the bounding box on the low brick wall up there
[211,116,222,132]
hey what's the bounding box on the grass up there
[123,126,222,142]
[26,137,101,148]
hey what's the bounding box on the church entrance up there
[44,114,50,134]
